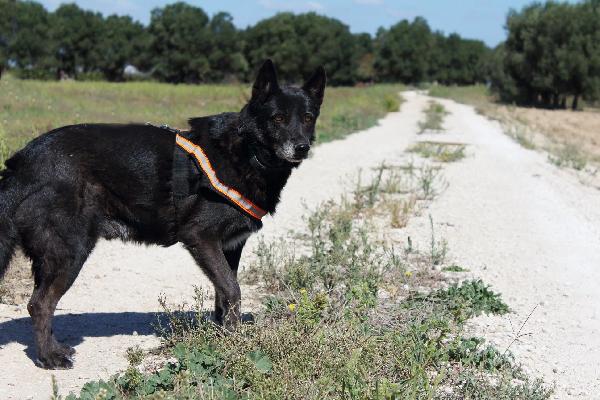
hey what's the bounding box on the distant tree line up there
[489,0,600,109]
[0,0,490,85]
[2,0,598,109]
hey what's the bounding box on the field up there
[0,75,402,162]
[428,85,600,168]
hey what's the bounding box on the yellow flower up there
[299,288,307,295]
[288,303,297,312]
[404,271,413,278]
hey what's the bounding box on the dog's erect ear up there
[302,66,327,106]
[251,59,279,103]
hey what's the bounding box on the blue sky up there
[37,0,573,46]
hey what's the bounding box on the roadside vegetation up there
[409,142,466,163]
[61,152,550,399]
[418,101,448,133]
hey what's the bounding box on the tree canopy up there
[491,0,600,108]
[0,0,490,85]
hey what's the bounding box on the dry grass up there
[0,251,32,305]
[429,85,600,174]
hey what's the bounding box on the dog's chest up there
[222,230,253,251]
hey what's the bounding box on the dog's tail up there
[0,177,20,280]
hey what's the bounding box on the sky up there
[36,0,575,47]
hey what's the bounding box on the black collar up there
[249,145,291,173]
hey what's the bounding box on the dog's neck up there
[188,113,295,215]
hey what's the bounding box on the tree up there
[148,2,212,83]
[205,12,248,82]
[49,3,105,78]
[494,1,600,108]
[97,15,148,81]
[0,0,52,78]
[244,12,359,85]
[431,33,489,85]
[354,33,375,82]
[374,17,436,83]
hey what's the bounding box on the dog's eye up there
[304,114,314,124]
[273,114,285,124]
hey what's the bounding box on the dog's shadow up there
[0,311,254,364]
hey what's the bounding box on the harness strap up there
[175,134,267,220]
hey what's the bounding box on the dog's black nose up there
[295,143,310,156]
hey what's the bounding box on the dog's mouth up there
[275,145,310,165]
[284,157,304,164]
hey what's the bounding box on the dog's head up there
[243,60,326,165]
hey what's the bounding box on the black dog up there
[0,60,326,369]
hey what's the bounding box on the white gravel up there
[1,91,598,399]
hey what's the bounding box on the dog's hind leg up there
[184,239,241,329]
[26,239,93,369]
[20,198,96,369]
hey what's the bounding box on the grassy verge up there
[418,101,448,133]
[0,75,402,157]
[428,85,600,174]
[62,161,550,400]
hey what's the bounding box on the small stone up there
[132,331,138,336]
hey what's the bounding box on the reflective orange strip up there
[175,134,267,220]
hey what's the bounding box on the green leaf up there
[247,349,272,374]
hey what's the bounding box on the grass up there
[548,143,588,171]
[0,74,403,160]
[61,158,550,400]
[506,125,536,150]
[442,265,469,273]
[428,85,492,111]
[408,141,466,163]
[428,85,600,174]
[418,100,449,133]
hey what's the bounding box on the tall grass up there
[427,84,492,108]
[0,75,403,153]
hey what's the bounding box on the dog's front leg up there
[185,240,241,330]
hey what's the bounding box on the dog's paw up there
[36,351,74,370]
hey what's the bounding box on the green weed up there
[409,141,466,162]
[419,101,449,133]
[429,215,448,266]
[442,265,469,273]
[548,143,587,170]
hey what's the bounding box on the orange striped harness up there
[175,134,267,220]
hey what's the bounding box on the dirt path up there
[2,92,599,399]
[403,94,600,399]
[0,92,427,399]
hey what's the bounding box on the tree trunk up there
[552,93,559,109]
[572,95,579,111]
[560,97,567,109]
